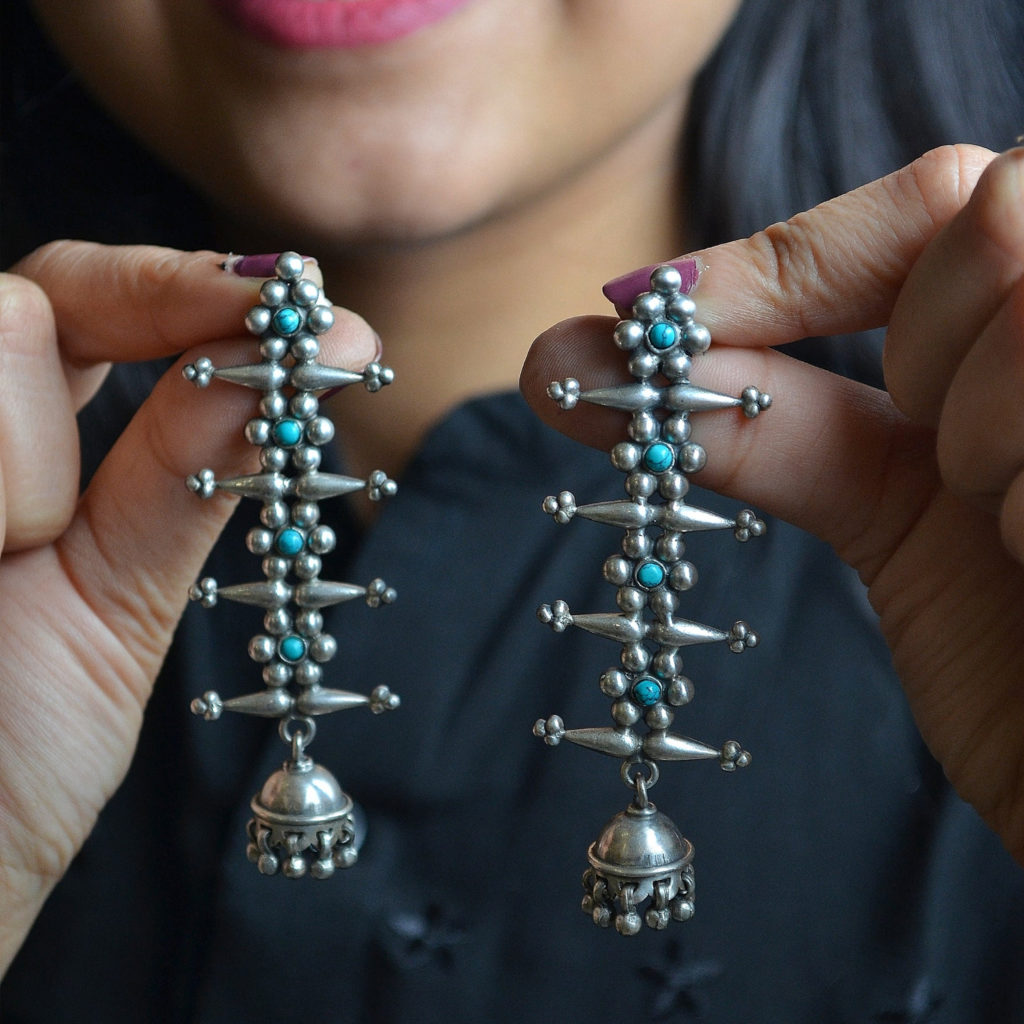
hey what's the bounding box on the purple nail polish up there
[602,258,701,308]
[223,253,316,277]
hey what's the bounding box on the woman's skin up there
[3,0,1024,976]
[26,0,740,481]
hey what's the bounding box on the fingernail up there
[222,253,317,277]
[602,257,701,308]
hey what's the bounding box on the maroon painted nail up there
[602,258,701,308]
[223,253,316,277]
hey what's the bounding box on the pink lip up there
[211,0,476,48]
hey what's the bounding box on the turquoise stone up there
[643,442,674,473]
[273,419,302,447]
[276,528,304,556]
[632,677,663,707]
[648,322,678,350]
[635,560,666,589]
[272,307,301,336]
[279,635,307,663]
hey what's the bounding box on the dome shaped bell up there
[247,759,358,879]
[582,800,696,932]
[588,800,692,884]
[251,759,353,827]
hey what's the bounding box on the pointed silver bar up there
[214,472,288,501]
[215,363,289,389]
[540,604,755,650]
[289,361,394,393]
[668,382,772,417]
[642,732,722,761]
[564,611,645,644]
[572,380,771,419]
[647,618,730,647]
[568,499,654,529]
[292,472,371,500]
[290,470,397,503]
[222,689,295,717]
[221,692,292,716]
[295,580,368,608]
[659,501,738,533]
[289,364,364,390]
[662,382,745,413]
[648,617,757,651]
[189,688,295,720]
[573,382,662,411]
[204,580,294,609]
[559,726,642,758]
[296,687,371,716]
[187,471,288,502]
[566,498,737,534]
[184,358,289,390]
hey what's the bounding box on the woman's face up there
[30,0,740,248]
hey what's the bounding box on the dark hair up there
[4,0,1024,279]
[0,1,210,264]
[685,0,1024,382]
[690,0,1024,239]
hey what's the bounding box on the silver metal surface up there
[534,265,768,930]
[185,251,400,878]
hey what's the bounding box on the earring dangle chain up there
[184,251,400,879]
[534,264,771,934]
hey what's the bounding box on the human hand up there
[0,244,378,971]
[522,145,1024,865]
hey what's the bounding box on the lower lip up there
[210,0,476,49]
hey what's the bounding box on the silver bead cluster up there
[535,264,771,933]
[184,251,400,879]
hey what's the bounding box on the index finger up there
[525,145,998,469]
[12,242,377,371]
[603,144,996,348]
[12,243,264,365]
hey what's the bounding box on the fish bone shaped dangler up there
[535,264,771,933]
[184,252,400,879]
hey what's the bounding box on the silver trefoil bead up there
[185,251,400,878]
[535,264,768,931]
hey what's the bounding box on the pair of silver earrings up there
[184,255,769,932]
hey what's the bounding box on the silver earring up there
[534,264,771,933]
[184,251,400,879]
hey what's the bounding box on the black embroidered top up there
[3,369,1022,1023]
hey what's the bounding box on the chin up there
[196,137,531,251]
[209,175,498,253]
